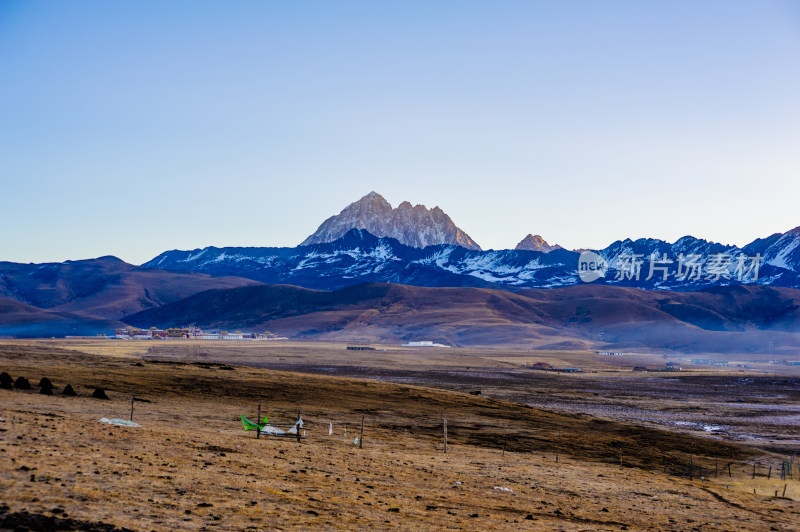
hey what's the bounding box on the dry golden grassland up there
[1,342,798,531]
[20,338,797,376]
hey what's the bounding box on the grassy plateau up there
[1,340,798,531]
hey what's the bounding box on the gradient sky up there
[2,0,799,264]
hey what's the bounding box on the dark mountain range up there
[0,256,259,321]
[124,283,800,354]
[3,210,798,341]
[146,226,800,292]
[300,191,481,250]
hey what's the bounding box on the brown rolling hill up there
[0,256,260,321]
[518,284,800,353]
[0,298,124,338]
[124,283,800,354]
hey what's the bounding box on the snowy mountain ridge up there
[145,226,800,292]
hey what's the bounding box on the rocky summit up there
[300,191,481,250]
[515,234,561,253]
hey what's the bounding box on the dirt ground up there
[1,341,798,531]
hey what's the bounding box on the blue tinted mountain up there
[146,227,800,292]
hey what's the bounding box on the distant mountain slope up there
[124,282,573,346]
[0,256,260,320]
[0,298,123,338]
[124,283,800,354]
[517,284,800,333]
[743,226,800,272]
[145,227,800,291]
[301,191,481,250]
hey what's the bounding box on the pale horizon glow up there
[1,1,799,264]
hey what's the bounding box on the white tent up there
[260,417,303,436]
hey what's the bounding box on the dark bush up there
[91,387,109,400]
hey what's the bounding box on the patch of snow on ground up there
[414,248,454,269]
[767,236,800,270]
[180,249,208,262]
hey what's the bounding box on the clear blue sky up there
[2,0,799,264]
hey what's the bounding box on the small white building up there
[402,340,450,348]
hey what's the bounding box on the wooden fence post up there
[257,404,261,439]
[555,433,559,464]
[359,416,364,449]
[130,389,135,422]
[443,419,447,454]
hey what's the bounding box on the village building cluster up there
[526,362,582,373]
[114,326,286,341]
